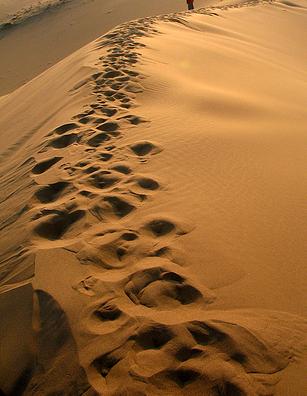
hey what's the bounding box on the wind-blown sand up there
[0,0,307,395]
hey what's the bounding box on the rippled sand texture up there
[0,0,306,395]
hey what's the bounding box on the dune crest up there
[0,0,306,394]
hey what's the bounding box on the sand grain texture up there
[0,0,307,395]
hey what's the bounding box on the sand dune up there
[0,0,306,395]
[0,0,211,96]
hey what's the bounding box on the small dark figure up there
[187,0,194,10]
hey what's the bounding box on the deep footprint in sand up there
[87,132,111,147]
[33,210,85,240]
[97,122,120,134]
[52,123,79,135]
[32,157,62,174]
[135,176,160,191]
[110,163,132,175]
[49,133,80,149]
[119,114,146,125]
[76,228,140,268]
[34,181,70,203]
[130,141,162,157]
[104,195,136,218]
[86,171,120,190]
[124,266,208,308]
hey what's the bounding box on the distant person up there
[187,0,195,10]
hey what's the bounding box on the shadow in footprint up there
[49,133,79,149]
[94,302,122,322]
[130,141,161,156]
[212,381,246,396]
[93,353,121,378]
[187,322,225,346]
[104,196,135,217]
[125,268,203,308]
[35,182,69,203]
[169,369,200,388]
[111,164,132,175]
[97,122,119,134]
[89,173,119,189]
[146,219,175,236]
[99,107,117,117]
[132,324,174,350]
[32,157,62,174]
[137,177,159,191]
[98,153,113,162]
[34,210,85,240]
[87,133,110,147]
[103,70,122,79]
[53,123,79,135]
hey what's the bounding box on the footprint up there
[76,228,140,268]
[78,116,106,125]
[98,153,113,162]
[136,176,160,191]
[130,141,162,156]
[93,301,122,322]
[121,103,132,109]
[125,83,143,93]
[87,171,120,190]
[92,72,103,80]
[102,89,117,98]
[34,181,70,203]
[131,323,174,349]
[168,368,201,388]
[110,163,132,175]
[124,267,204,308]
[75,160,90,168]
[92,351,124,378]
[97,122,119,134]
[144,219,175,237]
[119,115,146,125]
[32,157,62,174]
[175,347,203,362]
[104,196,136,218]
[211,382,246,396]
[117,76,130,83]
[53,123,79,135]
[73,110,95,120]
[34,210,85,240]
[49,133,79,149]
[103,70,123,79]
[99,107,118,117]
[187,321,225,346]
[73,276,99,296]
[87,132,110,147]
[110,83,124,91]
[83,166,100,174]
[123,69,139,77]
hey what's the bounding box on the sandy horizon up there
[0,0,306,395]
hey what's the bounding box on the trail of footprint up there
[80,308,303,396]
[25,10,307,396]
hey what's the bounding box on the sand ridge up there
[0,0,306,394]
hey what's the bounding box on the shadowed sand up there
[0,0,306,394]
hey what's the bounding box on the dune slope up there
[0,0,306,395]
